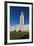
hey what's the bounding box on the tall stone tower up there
[20,11,24,31]
[20,11,24,25]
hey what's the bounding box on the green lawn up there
[10,31,29,40]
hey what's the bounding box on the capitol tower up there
[20,11,24,25]
[10,11,29,32]
[20,11,24,30]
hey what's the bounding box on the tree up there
[18,30,21,32]
[14,30,16,32]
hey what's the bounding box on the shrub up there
[18,30,21,32]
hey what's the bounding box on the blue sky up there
[10,6,29,26]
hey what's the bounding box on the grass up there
[10,31,29,40]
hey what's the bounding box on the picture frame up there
[4,1,33,45]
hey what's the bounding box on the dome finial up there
[21,11,24,16]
